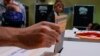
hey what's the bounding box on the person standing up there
[0,0,26,27]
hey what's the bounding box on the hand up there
[6,3,21,12]
[16,21,61,49]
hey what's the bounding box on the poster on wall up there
[73,5,94,30]
[35,4,55,23]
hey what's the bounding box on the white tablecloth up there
[61,30,100,56]
[61,41,100,56]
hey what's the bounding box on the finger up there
[48,30,60,43]
[45,30,60,43]
[35,33,54,48]
[39,26,60,42]
[40,21,61,34]
[43,33,56,44]
[43,38,55,47]
[45,41,54,47]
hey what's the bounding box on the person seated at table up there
[2,3,24,27]
[86,23,100,31]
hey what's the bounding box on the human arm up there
[0,27,21,46]
[0,21,61,49]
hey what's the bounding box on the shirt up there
[0,1,26,25]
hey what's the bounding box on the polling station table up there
[0,45,60,56]
[60,30,100,56]
[0,30,100,56]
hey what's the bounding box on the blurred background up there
[0,0,100,29]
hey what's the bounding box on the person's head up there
[6,3,20,12]
[3,0,13,5]
[87,23,93,30]
[54,0,64,15]
[87,23,100,31]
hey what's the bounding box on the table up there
[60,30,100,56]
[61,41,100,56]
[0,45,58,56]
[0,30,100,56]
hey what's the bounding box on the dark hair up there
[90,23,100,31]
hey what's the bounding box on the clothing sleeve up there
[14,1,26,25]
[19,4,26,25]
[0,4,6,14]
[21,5,26,24]
[0,3,6,25]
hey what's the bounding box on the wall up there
[62,0,100,28]
[18,0,100,27]
[19,0,55,25]
[19,0,35,25]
